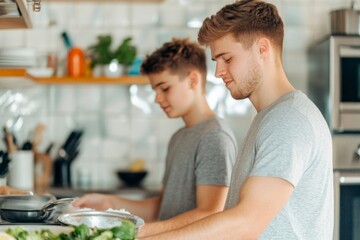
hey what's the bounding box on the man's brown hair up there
[141,38,207,90]
[198,0,284,53]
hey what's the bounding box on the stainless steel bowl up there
[58,211,144,229]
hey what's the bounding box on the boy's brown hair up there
[198,0,284,54]
[141,38,207,90]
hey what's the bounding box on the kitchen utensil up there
[7,150,34,191]
[32,123,46,152]
[331,2,360,35]
[45,142,54,155]
[53,129,83,187]
[3,127,17,153]
[21,140,32,150]
[116,170,148,187]
[58,210,144,229]
[0,150,10,177]
[61,32,73,51]
[0,196,73,223]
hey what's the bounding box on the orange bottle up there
[68,47,84,77]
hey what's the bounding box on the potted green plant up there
[88,35,137,76]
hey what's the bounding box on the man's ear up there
[188,70,201,89]
[257,37,270,58]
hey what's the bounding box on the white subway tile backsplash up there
[282,3,315,27]
[78,137,101,160]
[49,85,77,114]
[76,86,101,112]
[102,138,130,160]
[130,4,160,27]
[159,5,186,27]
[46,115,78,144]
[102,86,130,114]
[0,30,25,47]
[186,4,207,28]
[129,85,155,117]
[75,3,104,28]
[157,28,191,45]
[283,51,310,93]
[103,116,131,140]
[283,27,313,51]
[129,29,159,55]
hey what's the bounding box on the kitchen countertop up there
[49,186,161,200]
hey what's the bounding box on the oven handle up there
[339,175,360,184]
[340,46,360,57]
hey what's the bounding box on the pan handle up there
[39,197,75,219]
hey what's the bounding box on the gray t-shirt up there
[158,118,237,220]
[226,91,333,239]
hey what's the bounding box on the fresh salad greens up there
[5,220,137,240]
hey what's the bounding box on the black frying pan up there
[0,195,73,223]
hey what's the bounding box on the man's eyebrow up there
[212,52,226,61]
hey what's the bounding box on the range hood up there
[0,0,41,29]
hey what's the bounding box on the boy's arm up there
[138,185,228,237]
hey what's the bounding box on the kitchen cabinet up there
[0,0,32,29]
[0,68,149,88]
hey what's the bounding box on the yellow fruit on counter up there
[128,159,145,172]
[0,232,15,240]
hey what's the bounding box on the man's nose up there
[215,63,226,78]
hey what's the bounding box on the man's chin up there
[229,91,247,100]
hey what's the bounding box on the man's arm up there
[138,185,228,237]
[72,192,163,222]
[138,176,294,239]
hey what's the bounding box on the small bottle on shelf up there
[68,47,84,77]
[61,32,85,77]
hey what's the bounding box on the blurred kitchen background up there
[0,0,354,190]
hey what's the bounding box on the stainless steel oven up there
[333,134,360,240]
[310,35,360,240]
[309,35,360,132]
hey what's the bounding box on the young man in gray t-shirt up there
[137,1,334,239]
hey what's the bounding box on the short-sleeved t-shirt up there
[226,91,333,239]
[158,118,237,220]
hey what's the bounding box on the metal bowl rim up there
[58,210,144,228]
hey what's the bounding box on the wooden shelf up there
[0,68,150,89]
[0,69,36,89]
[0,68,29,77]
[34,75,149,84]
[0,68,149,86]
